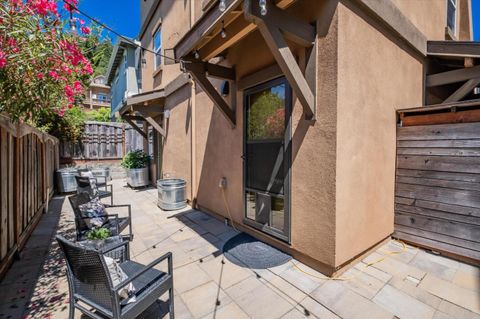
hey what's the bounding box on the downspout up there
[190,0,197,206]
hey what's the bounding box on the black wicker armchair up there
[56,235,174,319]
[75,175,114,205]
[69,192,133,241]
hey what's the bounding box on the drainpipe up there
[190,0,197,206]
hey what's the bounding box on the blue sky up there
[77,0,479,41]
[473,0,480,40]
[77,0,140,42]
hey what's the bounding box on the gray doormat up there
[222,233,292,269]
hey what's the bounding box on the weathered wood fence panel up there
[0,115,59,279]
[394,122,480,262]
[60,121,148,159]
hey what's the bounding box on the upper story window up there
[447,0,457,35]
[154,27,162,69]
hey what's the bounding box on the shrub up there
[87,107,111,122]
[121,150,150,169]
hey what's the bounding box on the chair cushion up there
[104,256,137,304]
[120,261,166,298]
[78,198,108,229]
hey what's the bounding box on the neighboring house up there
[80,75,111,111]
[120,0,478,275]
[106,38,142,119]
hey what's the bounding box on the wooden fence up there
[0,115,59,279]
[395,121,480,262]
[60,121,148,159]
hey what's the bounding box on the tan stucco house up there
[120,0,478,275]
[81,75,111,111]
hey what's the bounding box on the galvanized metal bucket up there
[126,167,149,188]
[56,168,79,193]
[157,179,187,210]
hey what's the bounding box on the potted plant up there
[121,149,150,188]
[85,227,112,249]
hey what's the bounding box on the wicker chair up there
[75,175,114,205]
[56,235,174,319]
[69,192,133,241]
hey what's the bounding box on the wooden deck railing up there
[0,115,59,279]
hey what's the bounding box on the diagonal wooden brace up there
[244,0,316,120]
[123,116,148,139]
[185,62,236,127]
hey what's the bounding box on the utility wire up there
[61,0,185,63]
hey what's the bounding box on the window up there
[153,28,161,69]
[447,0,457,35]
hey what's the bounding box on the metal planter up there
[157,179,187,210]
[126,167,149,188]
[56,168,79,193]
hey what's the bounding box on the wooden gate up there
[395,122,480,262]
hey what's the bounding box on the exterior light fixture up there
[474,87,480,95]
[68,4,76,32]
[219,0,226,12]
[194,50,200,59]
[164,110,171,119]
[221,20,227,39]
[259,0,267,16]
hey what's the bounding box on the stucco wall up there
[162,85,193,199]
[334,2,424,267]
[391,0,447,40]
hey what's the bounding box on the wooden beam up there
[185,63,236,127]
[123,115,145,121]
[247,0,315,47]
[238,64,283,90]
[137,111,166,137]
[123,117,147,139]
[175,0,242,59]
[245,1,315,120]
[131,104,164,113]
[401,109,480,126]
[427,65,480,87]
[207,63,236,80]
[444,78,480,103]
[427,41,480,58]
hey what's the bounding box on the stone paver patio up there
[0,180,479,319]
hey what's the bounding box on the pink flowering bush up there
[0,0,92,122]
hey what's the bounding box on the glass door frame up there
[242,76,292,243]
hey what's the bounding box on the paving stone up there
[280,308,309,319]
[363,252,426,281]
[180,281,231,318]
[198,255,252,289]
[373,284,435,319]
[354,262,392,283]
[174,294,195,319]
[432,311,453,319]
[437,300,480,319]
[263,273,309,304]
[452,268,480,292]
[277,261,325,294]
[409,251,457,281]
[174,263,213,294]
[376,240,418,263]
[388,276,442,309]
[235,283,293,319]
[341,267,386,299]
[419,274,480,314]
[297,296,341,319]
[201,302,250,319]
[224,275,263,300]
[310,281,394,319]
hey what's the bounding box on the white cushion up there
[104,256,136,304]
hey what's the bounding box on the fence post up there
[122,124,126,157]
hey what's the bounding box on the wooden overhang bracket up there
[123,115,148,139]
[244,0,316,121]
[184,61,237,128]
[136,109,166,137]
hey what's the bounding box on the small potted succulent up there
[121,149,150,188]
[85,227,112,249]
